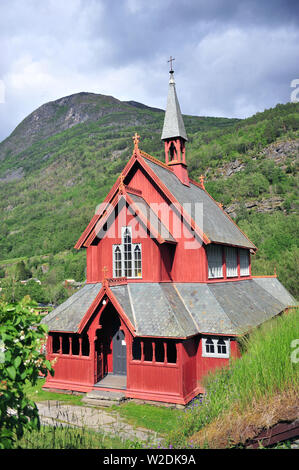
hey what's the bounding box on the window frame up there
[225,246,238,278]
[239,249,250,277]
[207,244,223,279]
[202,337,230,358]
[112,226,142,279]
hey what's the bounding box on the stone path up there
[37,401,163,446]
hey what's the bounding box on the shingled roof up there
[161,72,188,141]
[142,155,256,249]
[42,278,296,337]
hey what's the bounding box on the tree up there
[0,297,54,448]
[14,261,32,281]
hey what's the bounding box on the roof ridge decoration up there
[161,69,188,141]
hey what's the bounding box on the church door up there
[112,329,127,376]
[95,331,105,382]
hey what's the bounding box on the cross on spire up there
[168,56,175,73]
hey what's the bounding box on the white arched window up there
[113,226,142,278]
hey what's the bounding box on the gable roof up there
[82,189,176,247]
[141,154,256,249]
[42,277,297,337]
[75,146,256,251]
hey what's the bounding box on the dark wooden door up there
[113,329,127,376]
[95,334,104,382]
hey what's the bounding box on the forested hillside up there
[0,92,298,304]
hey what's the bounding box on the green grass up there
[110,402,183,435]
[13,424,143,449]
[167,309,299,448]
[25,379,182,436]
[24,378,85,406]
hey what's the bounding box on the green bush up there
[0,297,54,448]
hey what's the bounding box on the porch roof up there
[42,277,296,337]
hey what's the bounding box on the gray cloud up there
[0,0,298,141]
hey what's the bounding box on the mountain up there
[0,92,163,161]
[0,93,298,303]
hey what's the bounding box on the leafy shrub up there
[0,297,54,448]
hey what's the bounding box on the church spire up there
[161,58,189,186]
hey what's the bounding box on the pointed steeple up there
[161,59,189,186]
[161,71,188,141]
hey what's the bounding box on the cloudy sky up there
[0,0,298,141]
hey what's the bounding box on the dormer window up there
[113,226,142,278]
[207,245,250,280]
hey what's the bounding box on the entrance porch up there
[94,373,127,390]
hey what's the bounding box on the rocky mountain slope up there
[0,92,164,161]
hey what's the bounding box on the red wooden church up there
[43,67,296,405]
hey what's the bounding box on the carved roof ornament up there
[133,132,140,149]
[199,174,205,189]
[102,266,109,289]
[119,173,125,193]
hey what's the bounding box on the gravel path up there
[37,401,163,445]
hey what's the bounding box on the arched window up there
[113,246,122,278]
[113,226,142,278]
[205,337,214,354]
[123,227,132,278]
[217,338,227,354]
[134,244,142,278]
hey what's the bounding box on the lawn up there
[24,378,85,406]
[26,378,183,436]
[110,402,183,435]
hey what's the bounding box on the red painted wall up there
[196,337,240,388]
